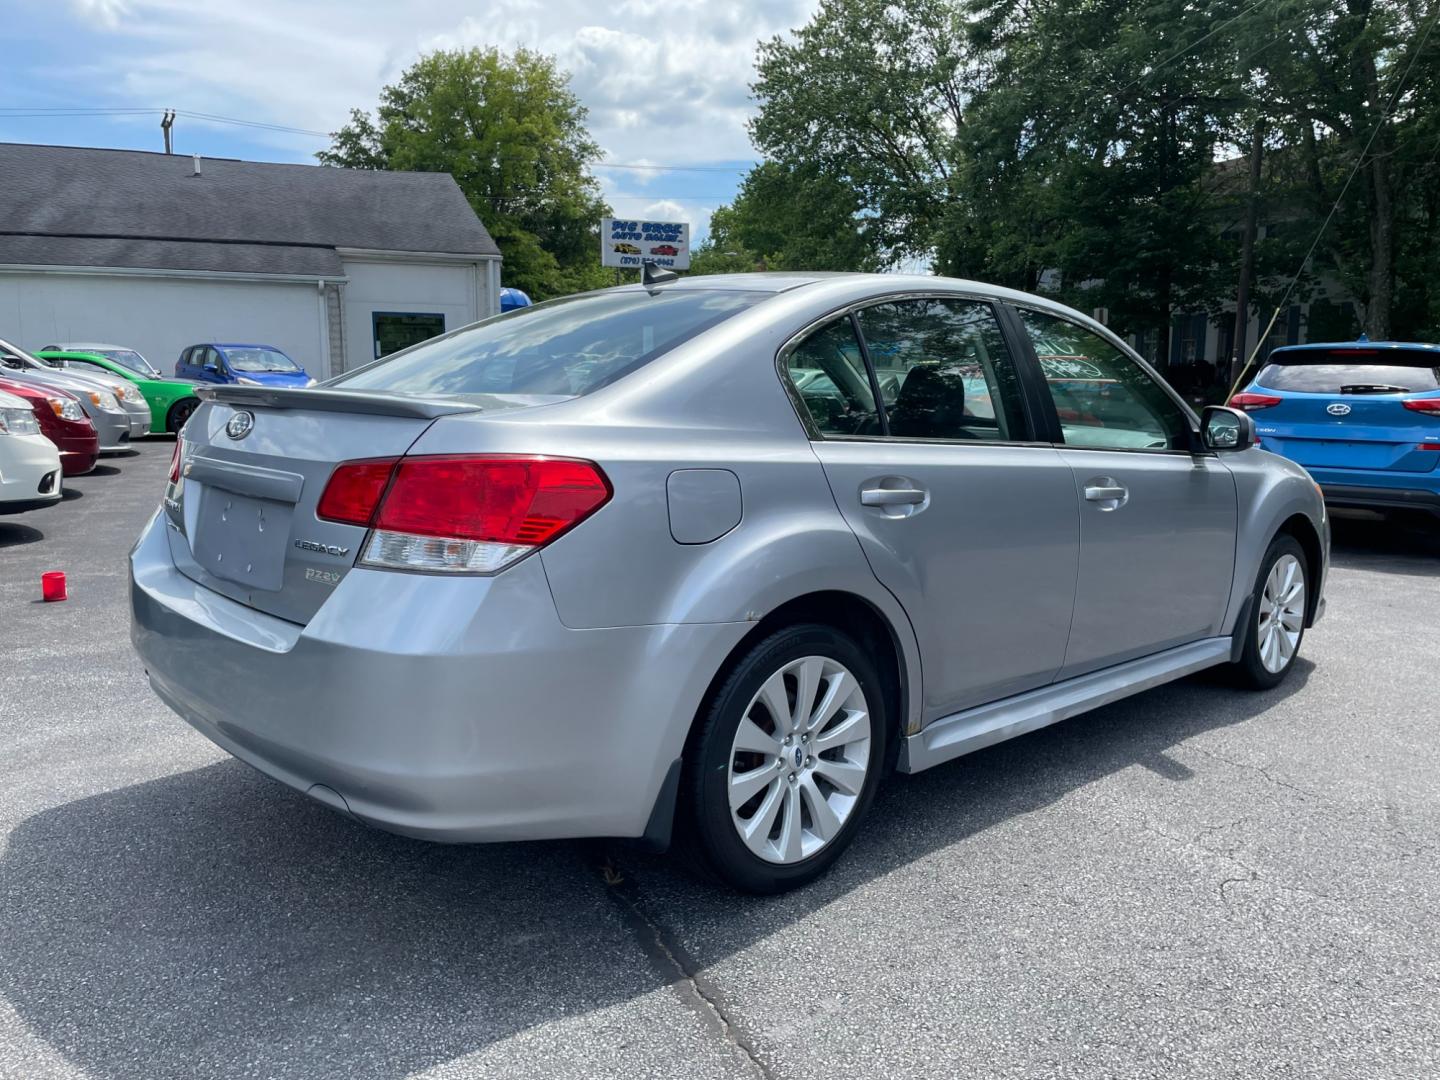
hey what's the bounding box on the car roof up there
[51,342,130,350]
[209,343,283,350]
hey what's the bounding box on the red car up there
[650,244,680,256]
[0,376,99,476]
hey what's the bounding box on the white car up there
[0,388,63,513]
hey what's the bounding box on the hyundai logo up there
[1327,402,1352,416]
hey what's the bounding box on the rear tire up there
[1231,534,1308,690]
[678,624,888,894]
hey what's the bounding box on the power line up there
[0,104,753,174]
[1227,5,1440,397]
[1116,0,1274,94]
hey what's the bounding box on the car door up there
[1012,307,1238,677]
[784,296,1081,720]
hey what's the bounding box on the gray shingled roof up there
[0,142,500,276]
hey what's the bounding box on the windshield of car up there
[225,348,301,373]
[0,337,53,370]
[1257,349,1440,394]
[98,349,160,377]
[333,289,767,399]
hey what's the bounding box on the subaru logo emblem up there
[793,747,804,769]
[225,410,255,439]
[1327,402,1351,416]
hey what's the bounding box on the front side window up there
[335,289,765,400]
[1019,309,1191,451]
[783,317,881,437]
[856,298,1027,441]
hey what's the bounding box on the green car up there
[36,350,201,434]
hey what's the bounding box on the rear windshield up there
[332,289,766,399]
[1257,349,1440,394]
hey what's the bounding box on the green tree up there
[693,162,878,274]
[319,48,611,299]
[1256,0,1440,339]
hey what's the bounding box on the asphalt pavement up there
[2,439,1437,1080]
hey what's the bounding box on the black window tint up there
[784,317,881,437]
[335,289,765,399]
[856,298,1027,441]
[1256,355,1440,394]
[1019,309,1191,451]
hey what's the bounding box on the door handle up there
[1084,485,1127,501]
[1083,477,1129,510]
[861,487,927,507]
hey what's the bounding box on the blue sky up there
[2,0,820,244]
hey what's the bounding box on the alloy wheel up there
[726,655,872,865]
[1257,553,1305,674]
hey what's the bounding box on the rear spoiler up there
[197,384,481,420]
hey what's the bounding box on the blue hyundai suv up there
[1232,339,1440,517]
[176,343,316,388]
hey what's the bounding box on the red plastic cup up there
[41,571,67,602]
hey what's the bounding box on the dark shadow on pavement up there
[85,464,124,477]
[0,660,1311,1080]
[60,488,84,501]
[0,522,44,548]
[1329,511,1440,577]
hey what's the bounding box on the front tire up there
[166,397,198,434]
[680,624,888,894]
[1231,534,1308,689]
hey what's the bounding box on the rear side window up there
[784,317,881,436]
[1256,350,1440,393]
[856,298,1027,441]
[334,289,766,400]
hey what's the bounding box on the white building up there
[0,143,502,379]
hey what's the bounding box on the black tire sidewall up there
[167,398,197,433]
[1237,534,1308,689]
[683,623,889,894]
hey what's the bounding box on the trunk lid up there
[164,386,483,624]
[1251,346,1440,473]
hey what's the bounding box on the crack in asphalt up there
[589,852,774,1080]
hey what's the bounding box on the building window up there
[372,312,446,359]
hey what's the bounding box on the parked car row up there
[0,336,318,516]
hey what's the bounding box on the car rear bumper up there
[1318,482,1440,516]
[129,511,745,843]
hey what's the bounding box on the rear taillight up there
[168,441,181,484]
[1402,399,1440,414]
[1418,443,1440,452]
[317,455,612,574]
[1229,392,1283,411]
[315,458,396,526]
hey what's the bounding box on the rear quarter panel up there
[403,290,926,733]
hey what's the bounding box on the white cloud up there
[61,0,816,167]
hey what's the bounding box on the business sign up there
[601,218,690,270]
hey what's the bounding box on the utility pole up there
[1230,121,1263,386]
[160,109,175,154]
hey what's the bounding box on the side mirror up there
[1200,405,1257,452]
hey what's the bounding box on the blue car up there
[175,343,316,388]
[1232,338,1440,517]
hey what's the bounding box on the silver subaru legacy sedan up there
[130,273,1327,893]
